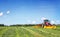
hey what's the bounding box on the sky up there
[0,0,60,25]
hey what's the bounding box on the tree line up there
[0,24,60,27]
[0,24,36,26]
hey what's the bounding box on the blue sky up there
[0,0,60,25]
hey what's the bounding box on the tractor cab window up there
[44,19,50,23]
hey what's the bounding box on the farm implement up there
[33,19,56,29]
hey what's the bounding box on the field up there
[0,26,60,37]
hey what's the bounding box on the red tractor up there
[43,19,56,29]
[33,19,56,29]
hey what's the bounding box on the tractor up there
[43,19,56,29]
[33,19,56,29]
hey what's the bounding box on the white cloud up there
[0,12,3,16]
[7,11,10,14]
[32,21,36,24]
[41,17,47,20]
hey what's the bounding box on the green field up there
[0,26,60,37]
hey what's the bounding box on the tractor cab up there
[44,19,52,26]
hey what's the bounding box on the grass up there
[0,26,60,37]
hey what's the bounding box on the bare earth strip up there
[21,27,44,37]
